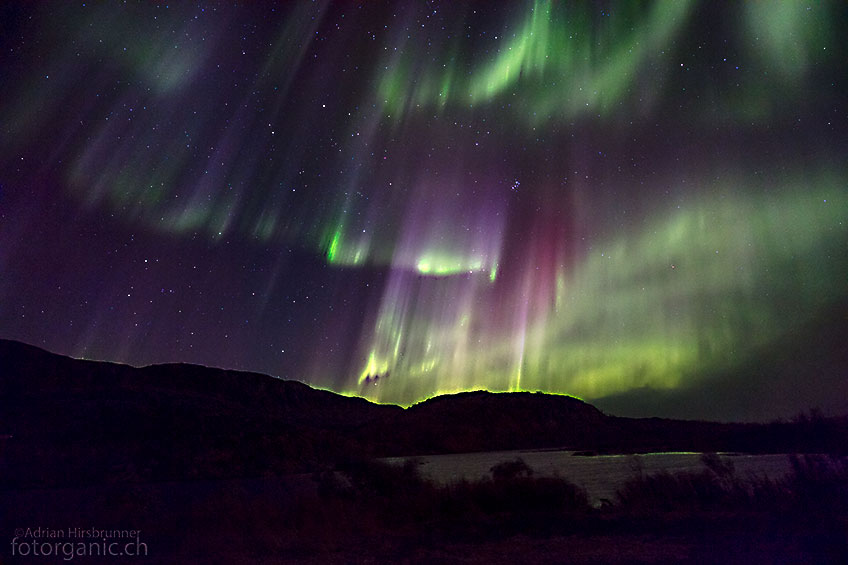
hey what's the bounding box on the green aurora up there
[1,1,846,420]
[348,172,846,405]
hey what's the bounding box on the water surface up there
[385,450,795,504]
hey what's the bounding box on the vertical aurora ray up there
[1,1,846,419]
[375,0,696,124]
[344,171,847,405]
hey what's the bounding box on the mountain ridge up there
[2,338,846,490]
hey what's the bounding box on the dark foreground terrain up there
[4,454,847,563]
[2,339,847,563]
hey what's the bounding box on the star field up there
[1,1,846,421]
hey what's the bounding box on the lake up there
[383,450,796,505]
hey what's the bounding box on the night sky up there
[1,1,846,422]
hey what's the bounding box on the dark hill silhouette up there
[0,339,400,488]
[1,338,846,489]
[396,390,608,453]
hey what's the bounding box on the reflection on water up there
[384,450,794,504]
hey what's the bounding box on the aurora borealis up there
[1,1,846,421]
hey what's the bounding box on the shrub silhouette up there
[313,456,591,534]
[785,454,848,514]
[302,452,848,551]
[614,453,848,516]
[490,457,534,481]
[617,453,749,512]
[336,457,427,499]
[700,451,734,478]
[616,469,732,512]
